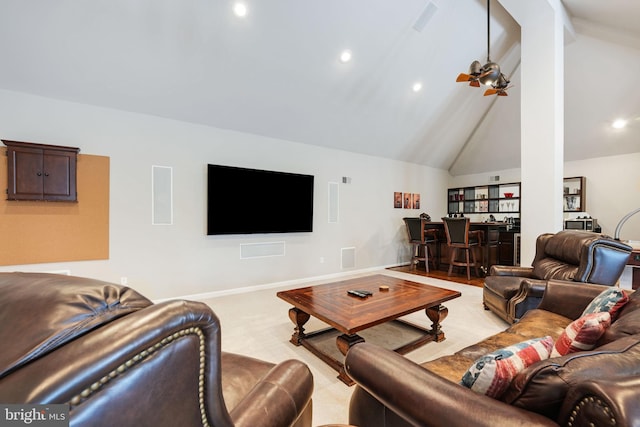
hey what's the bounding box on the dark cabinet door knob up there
[37,172,42,176]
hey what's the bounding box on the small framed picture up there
[403,193,413,209]
[413,193,420,209]
[394,192,403,208]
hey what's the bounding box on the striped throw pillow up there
[551,311,611,357]
[461,336,554,399]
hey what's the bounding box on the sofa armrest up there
[507,278,548,322]
[558,376,640,427]
[230,359,313,427]
[345,343,557,427]
[489,265,535,278]
[537,280,608,320]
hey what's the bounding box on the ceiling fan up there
[483,74,512,96]
[456,0,511,97]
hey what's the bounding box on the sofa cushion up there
[551,312,611,357]
[456,332,537,362]
[421,354,476,385]
[502,335,640,419]
[581,287,629,320]
[460,336,554,399]
[506,309,571,341]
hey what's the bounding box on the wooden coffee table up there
[277,274,461,385]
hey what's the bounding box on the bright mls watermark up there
[0,405,68,426]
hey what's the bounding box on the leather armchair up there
[0,273,313,427]
[483,230,632,323]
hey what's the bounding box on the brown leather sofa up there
[345,280,640,427]
[0,272,313,427]
[483,230,632,323]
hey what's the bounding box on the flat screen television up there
[207,164,314,235]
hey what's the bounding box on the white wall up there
[564,154,640,240]
[0,90,448,299]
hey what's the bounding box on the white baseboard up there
[153,264,402,303]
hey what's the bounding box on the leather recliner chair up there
[0,272,313,427]
[483,230,632,323]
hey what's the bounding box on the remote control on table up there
[347,290,371,298]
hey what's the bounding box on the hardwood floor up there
[387,264,485,288]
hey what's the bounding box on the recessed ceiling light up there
[612,119,627,129]
[339,50,352,63]
[412,82,423,92]
[233,2,248,17]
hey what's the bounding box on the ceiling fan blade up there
[498,91,508,96]
[469,80,480,87]
[456,73,472,82]
[483,89,498,96]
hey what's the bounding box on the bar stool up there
[403,217,439,272]
[442,217,484,280]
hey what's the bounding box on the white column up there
[498,0,565,265]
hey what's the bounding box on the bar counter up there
[422,221,519,275]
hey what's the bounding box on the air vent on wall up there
[341,247,356,269]
[240,242,285,259]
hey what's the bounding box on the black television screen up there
[207,164,314,235]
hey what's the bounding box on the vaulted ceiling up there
[0,0,638,176]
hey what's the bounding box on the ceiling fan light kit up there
[456,0,511,97]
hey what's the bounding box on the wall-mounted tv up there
[207,164,314,235]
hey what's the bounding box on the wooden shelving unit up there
[447,182,521,215]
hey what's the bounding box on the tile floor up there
[199,269,508,426]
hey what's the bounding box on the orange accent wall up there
[0,148,109,265]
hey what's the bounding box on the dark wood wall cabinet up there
[3,140,80,202]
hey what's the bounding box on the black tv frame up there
[207,164,314,235]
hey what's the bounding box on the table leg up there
[426,304,449,342]
[336,334,364,386]
[336,333,365,356]
[288,307,311,346]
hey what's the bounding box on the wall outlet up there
[319,257,325,264]
[120,277,128,285]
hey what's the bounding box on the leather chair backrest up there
[403,217,422,243]
[0,272,152,379]
[442,217,470,246]
[544,231,596,265]
[531,231,632,285]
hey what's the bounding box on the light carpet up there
[199,269,508,426]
